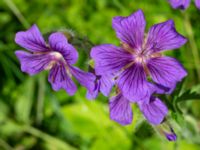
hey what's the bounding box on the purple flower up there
[164,127,177,141]
[109,93,168,125]
[168,0,200,10]
[157,123,177,141]
[165,132,177,141]
[15,24,95,95]
[91,10,187,102]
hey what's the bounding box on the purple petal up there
[112,9,145,51]
[138,96,168,125]
[91,44,132,75]
[15,24,49,52]
[48,32,78,65]
[149,83,171,94]
[147,83,167,97]
[117,63,151,102]
[145,20,187,53]
[109,93,133,125]
[147,56,187,93]
[168,0,190,10]
[86,74,114,99]
[48,63,77,95]
[86,79,100,100]
[100,74,115,96]
[195,0,200,9]
[165,132,177,141]
[15,50,52,75]
[70,66,96,93]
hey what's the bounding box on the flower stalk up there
[183,12,200,81]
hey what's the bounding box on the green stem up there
[23,125,77,150]
[183,12,200,81]
[3,0,30,28]
[36,75,45,125]
[0,138,13,150]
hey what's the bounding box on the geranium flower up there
[15,24,95,95]
[168,0,200,10]
[91,10,187,102]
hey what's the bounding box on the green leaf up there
[14,78,35,124]
[176,85,200,102]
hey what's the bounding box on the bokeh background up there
[0,0,200,150]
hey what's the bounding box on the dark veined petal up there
[48,63,77,95]
[15,50,52,75]
[86,74,114,99]
[70,66,96,93]
[91,44,132,75]
[195,0,200,9]
[147,56,187,93]
[138,96,168,125]
[109,93,133,125]
[100,74,115,97]
[86,79,100,100]
[112,9,145,51]
[117,63,151,102]
[145,20,187,53]
[168,0,190,10]
[48,32,78,65]
[15,24,49,52]
[86,83,100,100]
[149,83,171,94]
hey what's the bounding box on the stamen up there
[120,41,161,78]
[135,56,144,63]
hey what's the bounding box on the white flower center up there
[50,51,63,60]
[44,51,65,70]
[134,53,148,64]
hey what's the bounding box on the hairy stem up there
[3,0,30,28]
[23,125,77,150]
[36,74,45,125]
[183,12,200,81]
[0,139,13,150]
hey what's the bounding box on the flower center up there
[121,42,162,64]
[135,53,147,64]
[50,51,64,61]
[121,42,162,75]
[44,51,66,70]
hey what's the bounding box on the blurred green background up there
[0,0,200,149]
